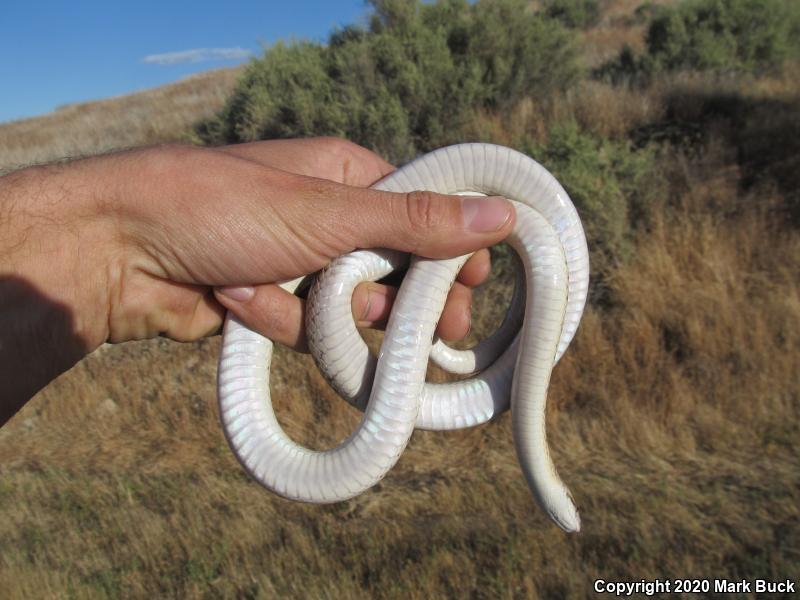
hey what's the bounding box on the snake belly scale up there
[217,143,589,532]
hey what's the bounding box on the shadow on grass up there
[0,276,88,427]
[631,90,800,225]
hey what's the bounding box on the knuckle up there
[313,136,369,184]
[315,136,362,161]
[143,143,204,179]
[404,190,448,231]
[316,136,352,150]
[154,142,198,164]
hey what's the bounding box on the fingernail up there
[217,286,254,302]
[362,288,389,322]
[462,196,512,233]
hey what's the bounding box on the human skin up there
[0,137,515,427]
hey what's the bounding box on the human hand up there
[91,137,515,351]
[0,137,515,418]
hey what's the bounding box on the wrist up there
[0,158,117,352]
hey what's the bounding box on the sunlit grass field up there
[0,67,241,176]
[1,1,798,598]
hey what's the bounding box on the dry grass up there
[577,0,678,70]
[2,191,796,598]
[1,9,799,599]
[0,67,242,175]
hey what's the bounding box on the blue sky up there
[0,1,370,124]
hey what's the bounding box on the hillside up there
[1,1,798,598]
[0,67,241,175]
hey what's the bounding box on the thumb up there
[291,181,516,259]
[366,190,515,258]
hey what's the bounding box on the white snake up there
[217,143,589,532]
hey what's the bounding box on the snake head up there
[548,487,581,533]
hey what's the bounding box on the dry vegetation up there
[1,1,798,598]
[0,68,241,175]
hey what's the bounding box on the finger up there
[191,289,228,338]
[271,176,516,267]
[140,281,227,342]
[142,149,515,286]
[221,144,511,261]
[214,283,308,352]
[351,282,397,328]
[457,248,492,288]
[436,282,472,341]
[217,276,473,350]
[216,137,395,186]
[345,189,514,259]
[351,281,472,341]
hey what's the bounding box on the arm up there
[0,159,113,423]
[0,139,514,427]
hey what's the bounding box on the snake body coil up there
[217,143,589,532]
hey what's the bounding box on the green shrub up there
[632,2,657,25]
[521,121,662,299]
[646,0,800,72]
[544,0,601,29]
[199,0,580,163]
[593,44,644,85]
[597,0,800,82]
